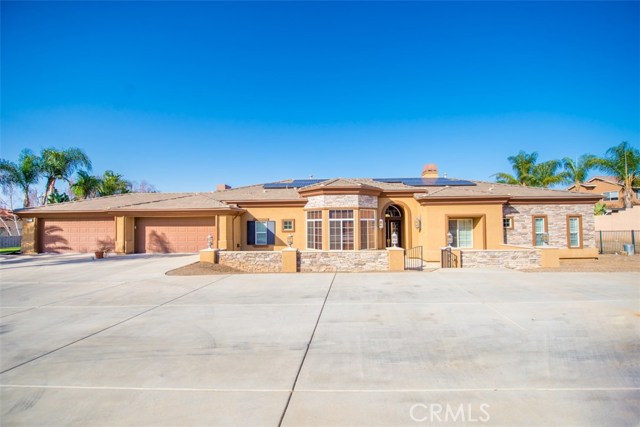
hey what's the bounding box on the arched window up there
[385,205,403,219]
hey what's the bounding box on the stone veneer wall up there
[460,249,541,269]
[218,251,282,273]
[299,251,388,272]
[305,195,378,209]
[503,203,595,248]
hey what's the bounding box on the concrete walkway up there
[1,254,638,426]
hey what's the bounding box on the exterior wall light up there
[414,216,421,231]
[378,218,384,229]
[287,234,294,248]
[207,234,213,249]
[447,231,454,246]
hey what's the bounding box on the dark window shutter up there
[267,221,276,245]
[247,221,255,245]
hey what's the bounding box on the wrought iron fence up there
[405,246,423,271]
[441,247,458,268]
[596,230,638,254]
[0,235,21,249]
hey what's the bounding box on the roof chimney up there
[422,163,438,178]
[216,184,231,192]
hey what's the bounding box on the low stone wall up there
[460,249,541,269]
[299,251,389,272]
[218,251,282,273]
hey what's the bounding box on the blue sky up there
[1,1,638,195]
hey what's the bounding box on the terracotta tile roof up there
[16,192,235,214]
[420,180,601,200]
[16,176,601,215]
[587,176,621,185]
[111,193,231,210]
[209,183,306,201]
[298,178,381,192]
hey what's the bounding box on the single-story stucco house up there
[16,164,600,271]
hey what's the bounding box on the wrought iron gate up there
[405,246,423,271]
[441,247,458,268]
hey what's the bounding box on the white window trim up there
[568,217,581,248]
[329,210,355,251]
[360,209,377,250]
[603,191,619,201]
[306,211,322,250]
[534,217,547,246]
[255,221,268,246]
[449,218,474,249]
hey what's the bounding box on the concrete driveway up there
[1,254,638,426]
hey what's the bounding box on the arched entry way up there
[384,204,404,248]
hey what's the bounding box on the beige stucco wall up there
[419,203,504,261]
[594,208,640,231]
[239,207,307,251]
[377,195,421,250]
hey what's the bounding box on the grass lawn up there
[0,247,20,254]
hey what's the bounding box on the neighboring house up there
[567,176,640,211]
[16,164,600,267]
[0,208,21,236]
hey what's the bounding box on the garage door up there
[135,217,216,253]
[40,218,115,253]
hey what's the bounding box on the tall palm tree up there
[593,141,640,209]
[0,149,42,207]
[562,154,597,191]
[98,170,131,196]
[531,159,568,188]
[494,151,539,186]
[71,170,101,200]
[41,147,92,205]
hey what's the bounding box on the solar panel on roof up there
[263,179,327,189]
[373,178,476,187]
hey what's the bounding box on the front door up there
[384,204,404,248]
[385,219,402,247]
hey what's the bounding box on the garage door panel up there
[41,219,115,253]
[135,218,215,253]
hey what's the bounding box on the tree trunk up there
[12,212,20,236]
[23,187,30,208]
[42,178,56,205]
[624,187,633,209]
[0,216,12,236]
[624,176,634,209]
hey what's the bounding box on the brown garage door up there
[135,217,216,253]
[41,218,115,253]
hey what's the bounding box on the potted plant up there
[95,238,115,260]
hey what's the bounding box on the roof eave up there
[508,195,602,204]
[416,196,510,205]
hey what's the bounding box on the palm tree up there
[47,188,70,204]
[41,147,92,205]
[531,159,568,188]
[562,154,597,191]
[98,170,131,196]
[593,141,640,209]
[71,170,101,200]
[494,151,539,186]
[0,149,42,207]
